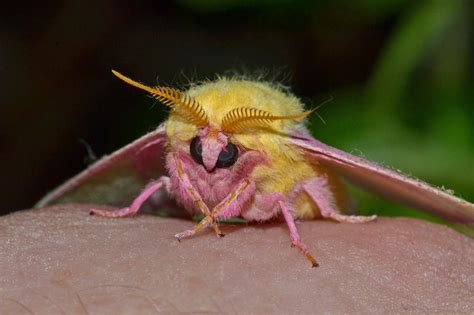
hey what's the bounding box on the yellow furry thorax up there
[166,77,307,153]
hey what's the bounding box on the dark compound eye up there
[190,136,203,165]
[216,143,238,168]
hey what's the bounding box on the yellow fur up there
[166,78,347,219]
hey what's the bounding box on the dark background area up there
[1,1,473,221]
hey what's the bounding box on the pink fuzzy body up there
[166,148,269,221]
[167,152,246,213]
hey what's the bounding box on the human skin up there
[0,204,473,314]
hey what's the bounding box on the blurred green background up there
[1,1,473,225]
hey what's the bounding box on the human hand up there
[0,204,472,314]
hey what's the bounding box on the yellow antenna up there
[112,70,209,126]
[221,107,312,133]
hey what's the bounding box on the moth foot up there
[212,219,225,238]
[175,215,214,241]
[174,230,195,241]
[291,239,319,268]
[89,207,136,218]
[328,213,377,223]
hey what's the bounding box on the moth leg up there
[174,179,254,241]
[279,200,319,268]
[90,176,170,217]
[302,177,377,223]
[211,179,253,219]
[171,153,223,237]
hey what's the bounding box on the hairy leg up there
[170,153,223,236]
[279,200,319,268]
[302,177,377,223]
[90,176,170,217]
[174,179,255,240]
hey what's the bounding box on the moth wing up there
[36,123,167,207]
[289,131,474,223]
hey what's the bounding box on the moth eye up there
[190,136,203,165]
[216,143,238,168]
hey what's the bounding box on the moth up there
[37,70,474,267]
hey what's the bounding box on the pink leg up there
[279,201,318,268]
[174,180,254,240]
[90,177,169,217]
[169,153,223,237]
[302,178,377,223]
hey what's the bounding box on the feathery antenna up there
[221,107,312,133]
[112,70,209,126]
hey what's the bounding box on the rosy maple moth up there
[36,70,474,267]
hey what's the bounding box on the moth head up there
[189,127,238,171]
[187,108,313,171]
[112,71,311,171]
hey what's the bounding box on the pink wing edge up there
[289,131,474,224]
[35,123,167,208]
